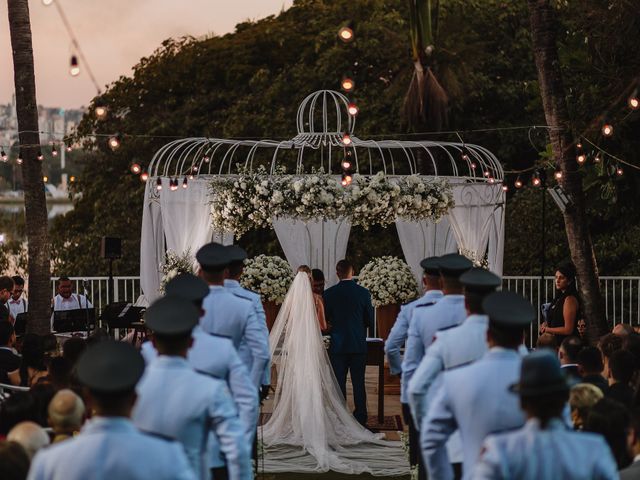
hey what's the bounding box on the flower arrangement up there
[210,170,454,236]
[240,254,294,304]
[159,249,194,293]
[357,256,420,307]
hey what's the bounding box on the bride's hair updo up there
[297,265,312,275]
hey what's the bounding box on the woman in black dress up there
[540,262,580,343]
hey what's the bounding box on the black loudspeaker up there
[101,237,122,259]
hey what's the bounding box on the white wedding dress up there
[261,272,408,475]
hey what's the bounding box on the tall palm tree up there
[7,0,52,334]
[527,0,607,341]
[404,0,448,132]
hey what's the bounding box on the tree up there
[7,0,51,334]
[527,0,607,340]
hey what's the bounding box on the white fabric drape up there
[272,217,351,288]
[395,217,458,286]
[448,183,504,266]
[140,182,165,304]
[486,203,506,276]
[262,272,408,475]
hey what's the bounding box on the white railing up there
[50,277,142,313]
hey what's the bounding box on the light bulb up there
[156,177,162,191]
[108,135,121,150]
[182,177,188,189]
[594,155,601,163]
[188,174,194,180]
[140,172,149,182]
[338,26,354,43]
[577,154,586,164]
[629,94,639,110]
[342,160,352,170]
[42,0,54,5]
[69,55,80,76]
[342,134,352,146]
[16,154,23,165]
[532,176,541,187]
[130,163,141,174]
[170,178,178,191]
[0,150,6,162]
[341,77,355,92]
[43,176,48,182]
[65,145,72,152]
[502,185,508,192]
[488,177,495,184]
[461,153,470,161]
[554,170,562,180]
[37,151,44,161]
[69,176,76,183]
[576,142,583,150]
[483,171,490,177]
[52,146,58,157]
[470,162,477,170]
[95,105,107,119]
[616,166,624,176]
[347,103,359,116]
[602,123,614,137]
[203,155,210,163]
[515,178,523,189]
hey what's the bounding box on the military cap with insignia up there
[145,296,199,336]
[437,253,473,277]
[226,245,248,263]
[420,256,441,276]
[482,291,535,328]
[165,273,209,304]
[460,268,502,293]
[77,340,145,393]
[195,242,229,270]
[509,350,571,396]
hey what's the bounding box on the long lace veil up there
[261,272,408,475]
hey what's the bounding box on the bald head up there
[7,422,50,459]
[48,389,85,434]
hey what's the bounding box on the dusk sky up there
[1,0,292,109]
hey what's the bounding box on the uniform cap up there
[437,253,473,278]
[145,296,199,336]
[77,340,144,393]
[165,273,209,303]
[482,291,535,328]
[226,245,248,263]
[460,268,502,293]
[419,256,441,276]
[509,350,571,396]
[195,242,229,269]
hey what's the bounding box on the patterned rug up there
[259,413,403,432]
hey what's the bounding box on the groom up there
[324,259,374,426]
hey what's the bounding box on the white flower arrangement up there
[240,254,293,304]
[357,256,420,307]
[210,171,454,236]
[159,249,194,293]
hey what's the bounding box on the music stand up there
[53,308,96,333]
[101,302,145,329]
[14,313,28,336]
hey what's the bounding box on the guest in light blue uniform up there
[474,351,617,480]
[197,243,270,388]
[403,254,472,477]
[225,245,271,400]
[408,268,501,429]
[385,256,442,478]
[133,297,251,480]
[422,291,534,480]
[28,341,196,480]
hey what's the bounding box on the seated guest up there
[535,332,557,352]
[0,276,14,323]
[599,333,624,379]
[29,383,56,428]
[584,397,633,469]
[569,383,604,430]
[41,335,58,359]
[44,357,72,390]
[27,340,196,479]
[474,351,617,479]
[614,323,635,337]
[558,336,583,381]
[0,321,20,384]
[0,440,30,480]
[8,276,27,322]
[7,421,50,459]
[61,337,85,367]
[48,389,85,443]
[621,408,640,479]
[606,349,636,408]
[577,346,608,393]
[8,334,47,387]
[0,392,36,436]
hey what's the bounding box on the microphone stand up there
[82,279,92,336]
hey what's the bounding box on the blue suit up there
[474,418,618,480]
[385,289,443,404]
[422,348,526,480]
[323,279,374,424]
[27,417,196,480]
[201,285,270,387]
[132,356,251,480]
[224,279,271,385]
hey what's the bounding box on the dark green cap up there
[437,253,473,278]
[509,350,571,397]
[145,296,199,336]
[196,242,229,269]
[226,245,248,263]
[482,291,535,328]
[77,340,144,393]
[165,273,209,304]
[460,268,502,294]
[420,256,441,276]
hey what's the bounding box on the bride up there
[261,267,408,475]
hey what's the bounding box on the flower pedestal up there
[263,301,281,332]
[376,303,401,395]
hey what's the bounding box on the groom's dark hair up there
[336,260,353,279]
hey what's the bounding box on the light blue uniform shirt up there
[27,416,195,480]
[408,314,489,427]
[474,418,618,480]
[140,326,259,468]
[402,294,466,404]
[224,279,271,385]
[422,348,526,480]
[132,356,251,480]
[385,289,443,403]
[201,285,270,387]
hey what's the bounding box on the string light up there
[602,123,614,137]
[577,154,586,164]
[37,151,44,161]
[554,170,563,180]
[502,184,508,192]
[341,173,353,186]
[65,144,72,152]
[0,150,6,162]
[43,176,48,183]
[203,155,210,163]
[108,135,121,150]
[342,133,352,146]
[487,176,495,184]
[94,102,107,119]
[576,142,583,150]
[51,145,58,157]
[188,173,194,180]
[140,172,149,182]
[130,163,141,174]
[483,171,490,177]
[69,176,76,183]
[629,89,639,110]
[182,176,188,189]
[514,177,523,189]
[341,77,355,92]
[342,160,352,170]
[594,155,601,163]
[347,103,359,116]
[69,55,80,77]
[532,172,541,187]
[156,177,162,191]
[169,178,178,191]
[338,25,354,43]
[616,165,624,176]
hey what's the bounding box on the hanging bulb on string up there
[502,184,508,192]
[342,133,352,146]
[108,135,121,150]
[576,141,583,150]
[577,153,586,164]
[483,170,490,177]
[616,165,624,176]
[629,89,639,110]
[94,101,107,119]
[203,154,210,163]
[341,77,355,92]
[69,55,80,77]
[130,163,141,174]
[156,177,162,191]
[65,144,72,152]
[487,176,495,184]
[341,173,353,187]
[51,145,58,157]
[532,171,541,187]
[602,123,614,137]
[37,151,44,161]
[514,177,523,189]
[594,154,602,163]
[347,103,359,116]
[140,172,149,182]
[0,150,6,162]
[338,23,354,43]
[554,170,563,180]
[342,160,352,170]
[182,176,188,189]
[17,152,23,165]
[170,178,179,191]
